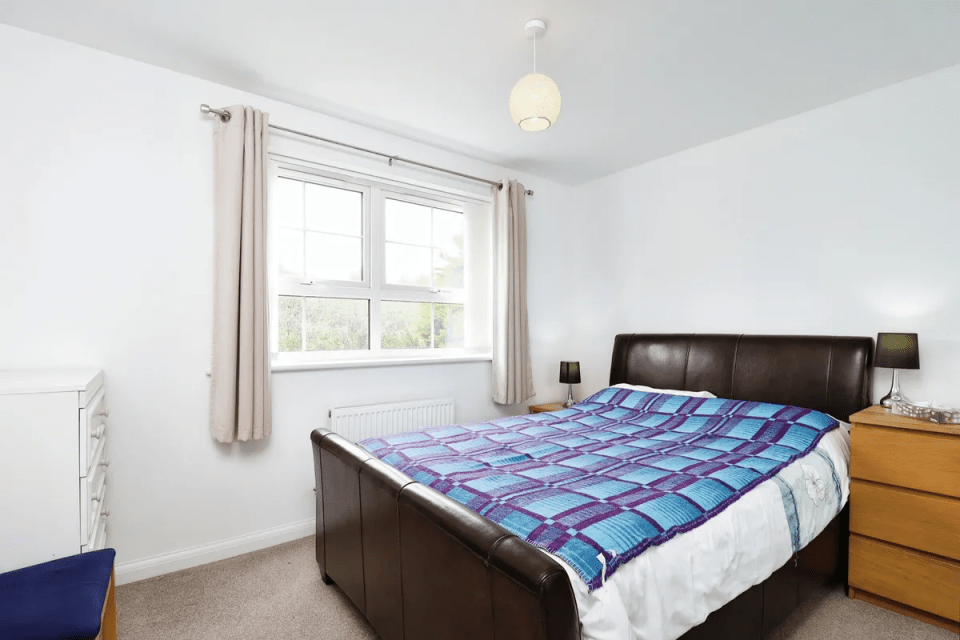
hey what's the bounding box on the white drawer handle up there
[99,458,110,468]
[91,483,107,504]
[91,425,105,439]
[101,507,111,517]
[99,407,110,418]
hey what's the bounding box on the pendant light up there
[509,19,561,132]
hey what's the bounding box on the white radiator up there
[330,397,456,442]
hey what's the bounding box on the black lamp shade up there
[874,333,920,370]
[559,361,581,385]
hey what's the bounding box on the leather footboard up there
[311,428,581,640]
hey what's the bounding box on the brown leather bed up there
[310,333,873,640]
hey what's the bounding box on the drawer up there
[80,449,108,545]
[851,480,960,561]
[79,387,108,477]
[849,534,960,622]
[850,424,960,498]
[95,519,107,551]
[82,504,108,553]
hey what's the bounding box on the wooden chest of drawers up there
[848,405,960,633]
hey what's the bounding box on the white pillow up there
[613,383,717,399]
[826,415,852,431]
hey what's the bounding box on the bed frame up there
[311,333,873,640]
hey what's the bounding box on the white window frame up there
[270,156,489,367]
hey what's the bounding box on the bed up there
[310,333,873,640]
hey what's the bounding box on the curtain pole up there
[200,104,534,196]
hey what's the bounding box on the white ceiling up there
[2,1,959,185]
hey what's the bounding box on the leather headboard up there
[609,334,873,422]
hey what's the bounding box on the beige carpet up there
[117,536,954,640]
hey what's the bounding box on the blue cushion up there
[0,549,115,640]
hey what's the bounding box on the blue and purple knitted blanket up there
[360,387,839,590]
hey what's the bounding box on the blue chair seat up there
[0,549,116,640]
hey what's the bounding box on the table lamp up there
[560,361,581,408]
[874,333,920,407]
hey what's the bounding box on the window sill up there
[271,353,493,372]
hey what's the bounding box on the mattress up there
[546,423,850,640]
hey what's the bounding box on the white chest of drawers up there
[0,369,110,574]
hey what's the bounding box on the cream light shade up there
[509,73,561,131]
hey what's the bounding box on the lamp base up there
[563,385,576,408]
[880,369,911,408]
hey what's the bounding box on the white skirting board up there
[114,518,314,585]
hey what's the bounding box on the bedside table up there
[529,402,566,414]
[848,405,960,633]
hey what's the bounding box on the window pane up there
[434,304,465,348]
[305,183,362,236]
[385,199,431,245]
[305,232,362,282]
[381,301,432,349]
[433,208,463,253]
[304,297,369,351]
[278,296,303,352]
[274,178,304,228]
[278,228,304,278]
[433,249,464,289]
[385,242,431,286]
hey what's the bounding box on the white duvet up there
[543,422,851,640]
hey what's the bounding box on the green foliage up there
[278,296,369,352]
[382,302,431,349]
[380,301,464,349]
[382,232,465,349]
[278,297,302,352]
[305,298,369,351]
[430,232,465,348]
[433,303,465,348]
[279,231,465,352]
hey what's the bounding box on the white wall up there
[526,189,619,402]
[576,64,960,407]
[0,24,587,580]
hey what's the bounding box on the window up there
[270,161,490,365]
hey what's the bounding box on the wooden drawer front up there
[849,535,960,622]
[851,481,960,561]
[850,424,960,498]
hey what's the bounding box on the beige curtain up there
[492,180,536,405]
[210,106,272,442]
